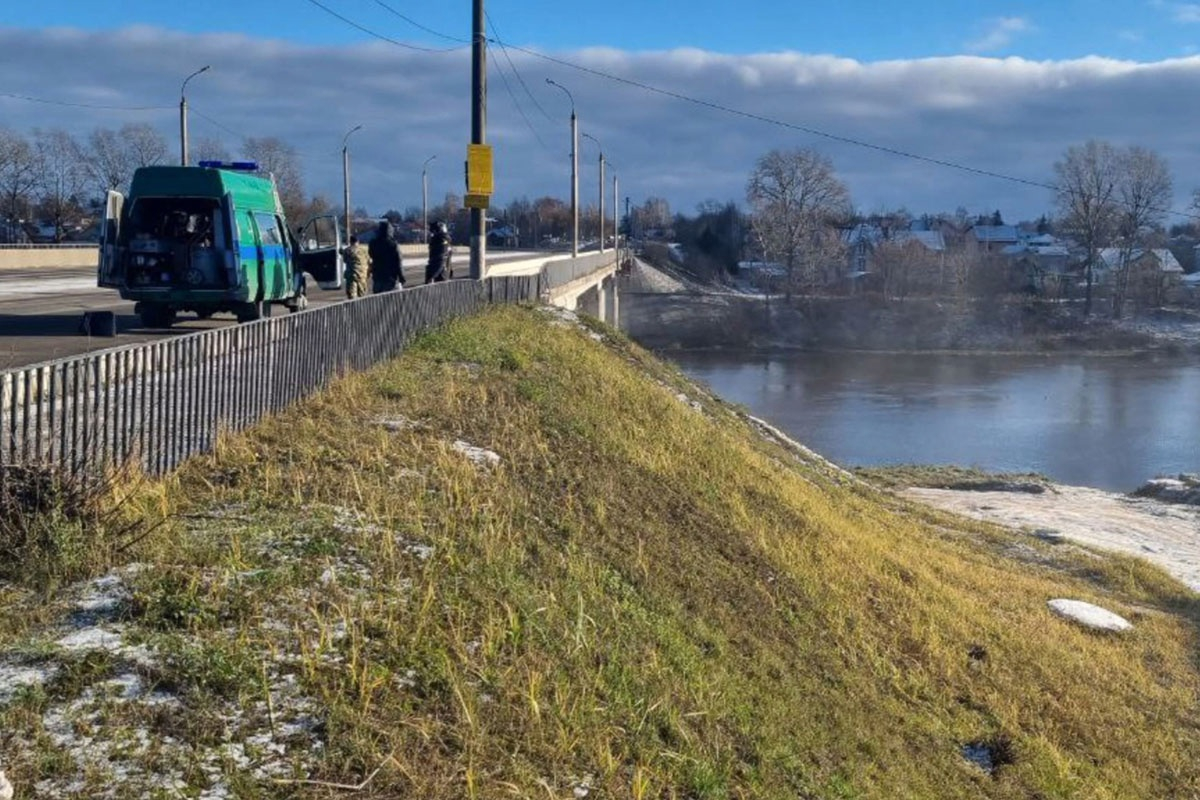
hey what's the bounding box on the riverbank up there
[619,260,1200,354]
[860,466,1200,593]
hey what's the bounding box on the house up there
[1097,248,1184,306]
[842,223,946,275]
[1096,248,1183,281]
[968,224,1020,252]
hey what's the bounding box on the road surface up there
[0,252,542,369]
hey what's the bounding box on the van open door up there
[295,215,343,290]
[221,192,243,289]
[97,190,124,288]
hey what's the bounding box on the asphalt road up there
[0,252,539,369]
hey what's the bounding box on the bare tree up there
[1053,140,1120,317]
[1111,146,1172,317]
[83,127,130,200]
[122,123,168,168]
[243,136,305,222]
[193,136,231,164]
[34,129,86,242]
[0,128,39,226]
[746,148,851,296]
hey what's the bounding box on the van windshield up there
[124,197,223,248]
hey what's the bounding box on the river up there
[671,350,1200,492]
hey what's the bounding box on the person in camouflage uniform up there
[342,235,370,299]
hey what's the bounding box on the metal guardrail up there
[541,250,622,292]
[0,271,544,478]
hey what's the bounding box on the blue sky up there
[7,2,1200,220]
[13,0,1200,60]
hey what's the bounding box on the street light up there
[546,78,578,257]
[582,132,606,253]
[179,65,210,166]
[422,154,437,244]
[342,124,364,244]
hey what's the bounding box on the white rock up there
[453,440,501,468]
[1047,599,1133,632]
[0,770,13,800]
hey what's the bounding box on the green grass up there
[1,304,1199,798]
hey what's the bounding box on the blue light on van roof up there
[198,160,260,171]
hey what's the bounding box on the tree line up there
[0,125,329,242]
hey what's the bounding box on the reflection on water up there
[671,350,1200,492]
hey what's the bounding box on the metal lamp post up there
[546,78,578,257]
[422,155,437,244]
[179,65,210,166]
[582,132,605,252]
[342,124,363,243]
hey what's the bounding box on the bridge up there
[0,244,620,477]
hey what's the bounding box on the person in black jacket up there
[426,220,452,283]
[368,221,405,293]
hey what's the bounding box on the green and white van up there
[98,161,342,326]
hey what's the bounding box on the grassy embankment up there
[1,304,1199,798]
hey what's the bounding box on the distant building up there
[968,224,1021,251]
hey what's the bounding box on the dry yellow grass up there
[1,304,1198,798]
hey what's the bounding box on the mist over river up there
[671,350,1200,492]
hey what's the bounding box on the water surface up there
[671,350,1200,492]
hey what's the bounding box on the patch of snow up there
[674,392,703,412]
[405,543,435,561]
[0,771,13,800]
[453,440,501,468]
[0,662,59,703]
[55,626,125,653]
[373,416,421,432]
[1047,599,1133,632]
[75,573,130,616]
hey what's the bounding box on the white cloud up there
[965,17,1033,53]
[1173,3,1200,22]
[1,27,1198,222]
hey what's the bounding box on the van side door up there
[98,190,124,288]
[295,215,344,290]
[250,211,292,301]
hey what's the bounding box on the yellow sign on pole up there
[467,144,494,196]
[464,194,490,210]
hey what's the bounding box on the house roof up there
[970,225,1020,243]
[842,224,944,251]
[1098,248,1183,273]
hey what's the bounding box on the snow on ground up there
[905,485,1200,592]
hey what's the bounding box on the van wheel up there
[138,303,175,329]
[289,294,308,313]
[235,301,263,323]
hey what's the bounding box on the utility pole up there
[179,65,210,166]
[342,124,362,244]
[422,154,436,244]
[470,0,487,279]
[583,133,605,252]
[546,79,578,257]
[613,173,619,251]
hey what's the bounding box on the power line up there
[485,12,554,124]
[0,91,173,112]
[372,0,469,43]
[490,49,551,152]
[303,0,465,53]
[491,38,1200,222]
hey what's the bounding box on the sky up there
[6,1,1200,222]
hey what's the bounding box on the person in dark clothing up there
[425,220,452,284]
[368,221,405,293]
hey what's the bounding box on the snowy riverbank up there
[905,484,1200,592]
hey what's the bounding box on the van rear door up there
[97,190,124,288]
[295,215,343,290]
[221,192,243,290]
